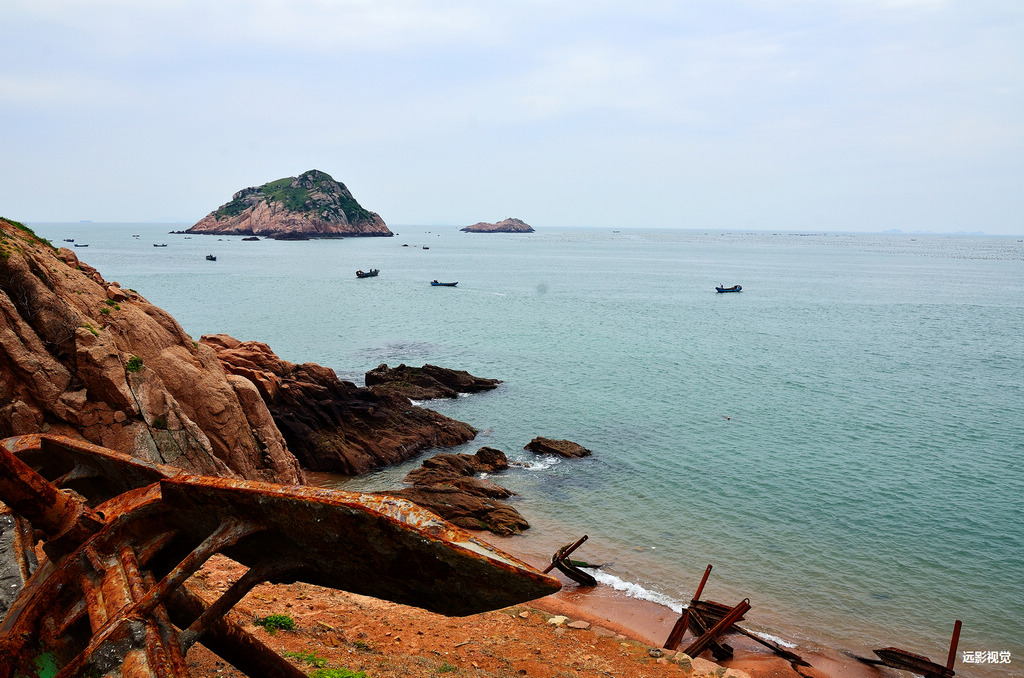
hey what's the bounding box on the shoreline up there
[481,532,889,678]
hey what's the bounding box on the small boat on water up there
[715,284,742,293]
[153,243,168,247]
[356,269,379,278]
[63,238,74,242]
[205,254,217,261]
[431,280,457,287]
[73,243,88,247]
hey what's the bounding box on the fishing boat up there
[153,243,168,247]
[73,243,89,247]
[205,254,217,261]
[431,280,458,287]
[63,238,74,242]
[356,269,379,278]
[715,284,742,293]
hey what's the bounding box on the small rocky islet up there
[460,217,535,233]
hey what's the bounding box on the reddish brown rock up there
[203,335,477,475]
[525,436,592,458]
[365,363,501,400]
[186,170,391,239]
[0,218,303,483]
[382,446,528,535]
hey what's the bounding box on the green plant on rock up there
[99,307,110,315]
[125,356,143,373]
[82,323,99,337]
[253,613,296,635]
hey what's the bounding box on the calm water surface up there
[33,223,1024,677]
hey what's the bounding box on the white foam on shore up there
[584,568,685,614]
[752,632,798,649]
[515,456,563,471]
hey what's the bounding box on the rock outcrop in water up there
[0,218,303,482]
[202,336,477,474]
[187,170,391,239]
[365,363,502,400]
[525,436,592,458]
[383,447,530,535]
[460,218,534,233]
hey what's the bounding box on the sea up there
[30,222,1024,678]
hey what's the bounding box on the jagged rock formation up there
[382,447,530,535]
[364,363,502,400]
[187,170,391,239]
[0,218,303,483]
[461,218,535,233]
[525,436,592,458]
[202,335,477,474]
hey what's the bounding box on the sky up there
[1,1,1022,234]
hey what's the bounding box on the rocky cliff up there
[0,218,303,482]
[201,335,477,474]
[187,170,391,239]
[461,218,535,233]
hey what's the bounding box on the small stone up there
[519,611,530,618]
[546,615,568,626]
[567,620,591,630]
[554,627,567,635]
[649,648,665,658]
[592,626,616,638]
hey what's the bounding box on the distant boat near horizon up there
[430,280,457,287]
[153,243,167,247]
[715,284,742,293]
[205,254,217,261]
[356,269,379,278]
[73,243,88,247]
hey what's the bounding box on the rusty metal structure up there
[861,620,962,678]
[0,434,561,677]
[664,564,809,667]
[542,535,597,587]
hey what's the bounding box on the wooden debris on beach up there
[857,620,961,678]
[544,535,598,586]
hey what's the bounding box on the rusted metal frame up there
[664,563,712,650]
[178,557,301,652]
[683,598,751,659]
[53,462,102,489]
[167,586,309,678]
[543,535,588,574]
[121,543,185,678]
[0,442,105,559]
[685,603,735,660]
[54,518,262,678]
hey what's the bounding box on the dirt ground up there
[183,555,756,678]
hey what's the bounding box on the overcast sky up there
[1,1,1021,233]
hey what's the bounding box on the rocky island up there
[186,169,391,239]
[461,217,535,233]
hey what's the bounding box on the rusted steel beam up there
[683,598,751,659]
[664,563,713,650]
[0,441,104,558]
[684,601,735,661]
[167,586,308,678]
[946,620,962,672]
[543,534,588,573]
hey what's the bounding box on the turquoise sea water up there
[31,223,1024,677]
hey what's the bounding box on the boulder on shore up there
[382,446,529,536]
[365,363,501,400]
[525,437,592,458]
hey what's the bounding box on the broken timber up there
[0,434,561,678]
[544,535,597,587]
